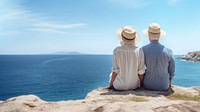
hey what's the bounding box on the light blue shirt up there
[142,42,175,91]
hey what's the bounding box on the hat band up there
[121,34,135,40]
[148,30,160,34]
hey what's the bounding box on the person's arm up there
[138,74,144,87]
[138,48,146,87]
[105,72,117,89]
[168,51,175,88]
[169,76,173,88]
[105,49,119,89]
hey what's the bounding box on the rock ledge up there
[1,86,200,112]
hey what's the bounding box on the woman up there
[105,25,146,90]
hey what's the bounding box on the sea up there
[0,55,200,101]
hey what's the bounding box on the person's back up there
[142,42,174,90]
[104,25,146,90]
[113,45,144,90]
[142,23,175,91]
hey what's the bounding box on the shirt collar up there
[150,41,159,44]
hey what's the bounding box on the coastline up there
[177,58,199,63]
[1,85,200,112]
[177,51,200,62]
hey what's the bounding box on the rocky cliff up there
[1,86,200,112]
[178,51,200,62]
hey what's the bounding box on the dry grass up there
[129,97,148,102]
[166,94,200,102]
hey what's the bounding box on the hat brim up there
[143,29,166,40]
[116,28,140,44]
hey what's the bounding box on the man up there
[105,25,146,90]
[142,23,175,91]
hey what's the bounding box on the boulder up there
[178,51,200,62]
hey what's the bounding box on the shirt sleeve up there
[138,48,146,75]
[168,50,175,77]
[112,49,119,74]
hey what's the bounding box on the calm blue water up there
[0,55,200,101]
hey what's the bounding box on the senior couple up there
[105,23,175,91]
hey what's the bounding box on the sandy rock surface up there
[1,86,200,112]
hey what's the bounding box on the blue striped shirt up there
[142,42,175,91]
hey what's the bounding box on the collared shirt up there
[111,45,146,90]
[142,42,175,91]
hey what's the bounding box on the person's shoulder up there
[163,46,174,57]
[163,46,173,53]
[113,46,123,52]
[133,47,144,55]
[114,46,122,50]
[134,46,141,51]
[142,44,150,50]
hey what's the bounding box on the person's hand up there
[98,87,109,91]
[139,83,144,89]
[169,83,172,88]
[105,85,113,89]
[98,87,106,91]
[140,82,144,87]
[168,86,174,94]
[158,87,174,96]
[158,91,171,96]
[98,85,112,91]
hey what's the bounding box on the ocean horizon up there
[0,55,200,101]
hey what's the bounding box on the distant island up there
[53,51,83,55]
[178,51,200,62]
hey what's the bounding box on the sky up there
[0,0,200,54]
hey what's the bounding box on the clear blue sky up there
[0,0,199,54]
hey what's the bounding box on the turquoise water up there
[174,57,200,87]
[0,55,200,101]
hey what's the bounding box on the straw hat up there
[116,25,140,45]
[143,23,166,40]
